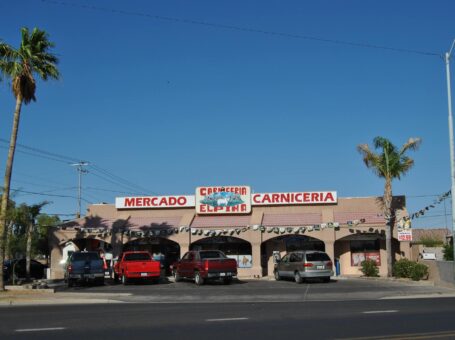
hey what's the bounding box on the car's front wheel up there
[121,274,128,285]
[274,270,281,281]
[174,270,182,282]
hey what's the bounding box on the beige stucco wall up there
[50,196,410,279]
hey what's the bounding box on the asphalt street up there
[1,278,455,339]
[2,298,455,339]
[55,277,455,303]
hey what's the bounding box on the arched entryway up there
[123,237,180,275]
[261,235,325,276]
[190,236,252,268]
[334,233,386,276]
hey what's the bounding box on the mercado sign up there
[115,195,195,209]
[195,186,251,214]
[252,191,337,206]
[115,189,338,210]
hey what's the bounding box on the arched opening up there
[190,236,252,268]
[334,233,385,276]
[123,237,180,275]
[261,235,325,276]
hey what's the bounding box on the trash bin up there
[335,258,340,276]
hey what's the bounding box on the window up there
[306,253,330,262]
[124,253,151,261]
[71,252,100,261]
[350,240,380,266]
[200,251,226,260]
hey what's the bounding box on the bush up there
[361,259,379,277]
[418,236,444,247]
[410,263,429,281]
[393,259,414,278]
[443,242,453,261]
[393,259,428,281]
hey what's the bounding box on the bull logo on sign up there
[200,192,244,207]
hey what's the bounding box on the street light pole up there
[70,162,89,219]
[444,39,455,270]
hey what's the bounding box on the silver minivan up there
[274,250,333,283]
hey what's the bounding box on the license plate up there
[316,265,324,269]
[141,273,148,277]
[220,273,226,277]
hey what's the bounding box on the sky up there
[0,0,454,229]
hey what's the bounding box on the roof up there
[412,228,449,243]
[262,213,322,226]
[60,216,182,231]
[191,215,251,228]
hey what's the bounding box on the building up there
[49,186,412,279]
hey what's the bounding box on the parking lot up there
[55,276,455,304]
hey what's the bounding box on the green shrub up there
[393,259,429,281]
[393,259,414,278]
[361,259,379,277]
[418,236,444,247]
[443,242,453,261]
[410,263,429,281]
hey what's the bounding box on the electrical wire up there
[11,188,93,204]
[40,0,442,58]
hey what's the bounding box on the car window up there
[71,252,100,261]
[124,253,151,261]
[200,251,226,260]
[290,254,297,263]
[306,253,330,262]
[188,253,195,261]
[181,252,190,261]
[281,255,289,263]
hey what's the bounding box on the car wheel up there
[121,274,128,285]
[323,276,330,283]
[114,273,119,283]
[194,271,204,286]
[67,278,74,288]
[223,277,232,285]
[174,270,182,282]
[274,270,281,281]
[294,271,303,284]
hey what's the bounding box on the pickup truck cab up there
[64,251,105,287]
[173,250,237,285]
[114,251,161,285]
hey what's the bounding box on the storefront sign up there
[252,191,337,206]
[116,189,338,211]
[398,230,412,242]
[195,186,251,214]
[115,195,195,209]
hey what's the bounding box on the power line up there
[11,188,93,204]
[0,138,81,164]
[40,0,442,58]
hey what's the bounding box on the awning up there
[191,215,251,228]
[333,212,385,224]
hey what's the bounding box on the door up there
[278,254,291,277]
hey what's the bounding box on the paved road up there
[55,277,455,303]
[2,298,455,339]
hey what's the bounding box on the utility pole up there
[71,162,89,218]
[444,39,455,272]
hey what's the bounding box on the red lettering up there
[295,193,303,202]
[262,194,271,204]
[168,197,177,205]
[178,197,187,206]
[311,193,319,202]
[325,192,335,202]
[272,194,280,203]
[241,204,247,212]
[303,193,310,202]
[143,198,151,206]
[252,194,261,204]
[124,198,135,207]
[280,193,290,203]
[136,198,143,206]
[159,197,167,206]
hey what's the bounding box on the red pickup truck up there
[114,251,161,285]
[173,250,237,285]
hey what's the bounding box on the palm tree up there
[357,137,421,277]
[0,27,59,290]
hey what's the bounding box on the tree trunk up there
[0,94,23,290]
[383,177,393,277]
[5,221,13,261]
[26,220,33,281]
